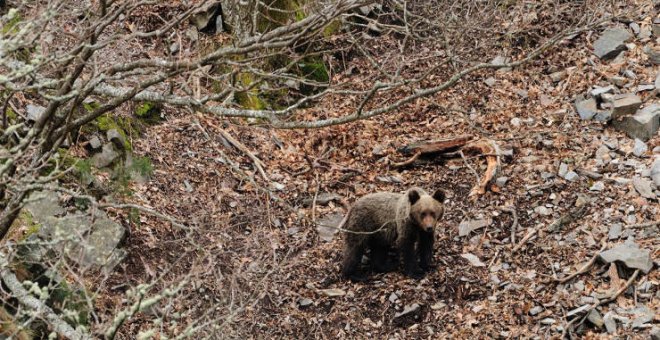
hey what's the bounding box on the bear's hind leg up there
[342,241,366,281]
[370,245,396,272]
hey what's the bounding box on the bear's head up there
[408,189,445,233]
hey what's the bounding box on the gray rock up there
[388,292,398,303]
[593,28,632,60]
[651,327,660,340]
[623,69,636,79]
[371,144,386,157]
[633,138,648,157]
[26,104,45,122]
[491,56,512,72]
[632,177,654,199]
[302,192,340,207]
[549,70,566,83]
[612,104,660,141]
[558,163,568,177]
[534,206,552,216]
[587,310,604,328]
[316,213,342,242]
[540,318,556,325]
[106,129,126,150]
[608,223,623,240]
[629,22,640,35]
[590,86,614,99]
[185,26,199,42]
[650,157,660,186]
[644,46,660,65]
[484,77,497,87]
[655,18,660,36]
[631,306,654,328]
[298,298,313,307]
[87,135,102,150]
[603,312,617,334]
[610,76,627,87]
[169,42,180,54]
[460,253,486,267]
[599,240,653,273]
[656,73,660,90]
[92,143,119,168]
[24,191,65,220]
[394,303,421,319]
[637,84,655,92]
[574,96,603,120]
[611,94,642,119]
[495,176,508,187]
[458,218,491,236]
[589,181,605,191]
[529,306,544,316]
[564,171,579,181]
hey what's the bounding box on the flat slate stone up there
[594,28,632,60]
[612,104,660,141]
[599,240,653,273]
[611,94,641,119]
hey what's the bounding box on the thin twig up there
[391,151,421,168]
[498,206,518,244]
[555,237,607,284]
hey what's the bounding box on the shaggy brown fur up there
[340,187,445,281]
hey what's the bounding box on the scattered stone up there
[491,55,512,72]
[24,191,65,219]
[371,144,387,157]
[298,298,313,307]
[632,177,654,199]
[593,27,632,60]
[599,240,653,273]
[510,117,521,127]
[587,310,604,328]
[631,306,654,329]
[655,18,660,36]
[611,94,642,119]
[317,213,343,242]
[319,288,346,297]
[651,327,660,340]
[610,76,627,87]
[656,73,660,90]
[87,135,102,150]
[484,77,497,87]
[629,22,640,35]
[169,42,180,54]
[650,157,660,186]
[394,303,421,319]
[529,306,544,316]
[458,218,491,236]
[513,88,528,99]
[185,26,199,42]
[495,177,508,187]
[632,138,648,157]
[608,223,623,240]
[92,143,119,168]
[302,192,340,207]
[534,206,552,216]
[574,96,603,120]
[564,171,579,181]
[612,104,660,141]
[590,86,614,99]
[26,104,45,122]
[558,163,568,177]
[431,302,447,310]
[549,70,566,83]
[106,129,126,150]
[460,253,486,267]
[637,84,655,92]
[589,181,605,191]
[644,45,660,65]
[540,318,556,325]
[622,69,636,79]
[388,292,398,303]
[603,312,617,334]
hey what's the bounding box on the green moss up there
[83,101,100,113]
[1,12,22,35]
[134,102,162,124]
[94,114,137,151]
[323,19,342,37]
[298,58,329,83]
[235,73,269,110]
[17,210,41,240]
[5,107,17,121]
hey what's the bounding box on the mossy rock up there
[1,10,22,34]
[323,19,343,37]
[94,114,137,151]
[134,101,163,124]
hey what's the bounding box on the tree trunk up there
[220,0,257,40]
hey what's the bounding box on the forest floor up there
[79,2,660,339]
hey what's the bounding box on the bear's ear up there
[432,189,446,202]
[408,189,421,205]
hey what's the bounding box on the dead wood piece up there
[555,237,607,284]
[397,134,472,156]
[464,139,501,197]
[498,206,518,244]
[391,151,422,168]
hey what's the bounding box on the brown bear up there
[340,187,446,281]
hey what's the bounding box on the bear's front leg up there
[400,236,423,278]
[419,230,434,272]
